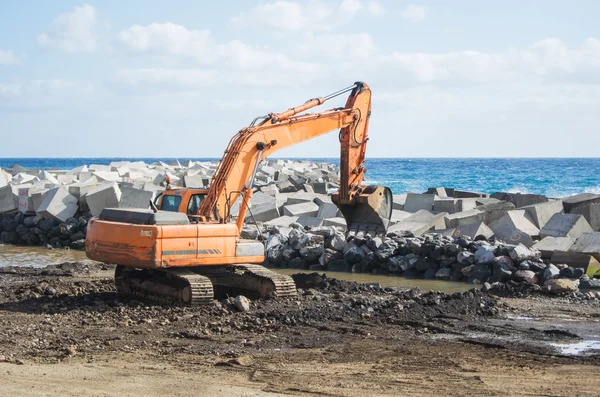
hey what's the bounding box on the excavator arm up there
[198,82,393,236]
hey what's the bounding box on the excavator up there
[85,81,393,305]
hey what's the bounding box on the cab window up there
[187,194,206,215]
[160,195,182,212]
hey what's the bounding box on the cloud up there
[115,23,319,74]
[37,4,98,53]
[229,0,383,32]
[0,50,20,65]
[401,4,428,23]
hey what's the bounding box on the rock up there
[492,256,514,281]
[470,264,492,283]
[474,245,496,264]
[514,270,538,284]
[559,267,584,279]
[435,268,452,280]
[289,257,308,269]
[542,264,560,281]
[580,278,600,289]
[326,259,350,272]
[343,245,366,263]
[457,251,475,265]
[509,244,541,263]
[444,243,461,256]
[240,225,260,240]
[544,278,579,294]
[233,295,250,312]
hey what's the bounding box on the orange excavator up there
[85,82,393,305]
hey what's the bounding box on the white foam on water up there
[549,340,600,355]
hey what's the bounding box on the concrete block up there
[539,213,593,239]
[285,192,322,205]
[13,173,37,184]
[0,185,19,213]
[426,187,447,197]
[89,164,112,172]
[66,165,88,175]
[277,180,297,193]
[490,210,540,238]
[18,187,34,213]
[392,194,407,210]
[453,190,485,198]
[36,187,78,222]
[532,237,576,259]
[390,209,411,224]
[245,192,280,222]
[93,171,121,182]
[475,198,502,206]
[451,222,494,240]
[310,182,329,194]
[492,223,536,247]
[433,198,460,214]
[316,198,340,219]
[67,177,99,199]
[457,198,478,212]
[510,193,548,208]
[119,187,154,209]
[444,209,484,229]
[521,200,564,229]
[302,184,315,193]
[569,232,600,263]
[283,201,319,217]
[297,216,324,228]
[477,201,516,225]
[31,189,49,212]
[562,193,600,213]
[571,202,600,231]
[388,210,448,236]
[322,217,347,230]
[86,183,122,217]
[259,185,279,197]
[264,216,300,227]
[404,193,435,213]
[432,228,456,237]
[183,174,209,188]
[551,251,600,278]
[0,169,12,187]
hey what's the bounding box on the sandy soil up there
[0,263,599,396]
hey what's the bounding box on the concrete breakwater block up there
[86,183,122,217]
[562,193,600,213]
[433,198,460,214]
[444,209,484,229]
[521,200,563,229]
[388,210,448,236]
[476,201,516,225]
[539,213,593,239]
[403,193,435,213]
[0,185,20,213]
[551,251,600,278]
[490,210,540,238]
[37,187,78,222]
[569,232,600,263]
[450,222,494,240]
[532,236,576,259]
[570,202,600,232]
[492,223,536,247]
[119,187,154,209]
[283,201,319,217]
[246,192,280,223]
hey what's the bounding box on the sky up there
[0,0,599,158]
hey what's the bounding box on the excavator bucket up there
[333,185,394,236]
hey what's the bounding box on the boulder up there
[509,244,541,262]
[539,213,593,239]
[474,245,496,264]
[544,278,579,294]
[36,187,78,223]
[514,270,538,284]
[552,250,600,278]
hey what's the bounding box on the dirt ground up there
[0,263,599,396]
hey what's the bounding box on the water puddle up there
[0,244,90,268]
[549,340,600,355]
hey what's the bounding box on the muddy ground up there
[0,263,599,396]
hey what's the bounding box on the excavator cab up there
[154,188,209,218]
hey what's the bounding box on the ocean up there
[1,157,599,198]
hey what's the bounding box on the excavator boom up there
[199,81,392,235]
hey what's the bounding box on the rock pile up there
[252,223,600,294]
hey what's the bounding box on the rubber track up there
[231,264,297,297]
[115,266,214,306]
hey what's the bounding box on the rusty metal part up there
[332,185,393,237]
[114,265,214,306]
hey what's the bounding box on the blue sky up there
[1,1,599,158]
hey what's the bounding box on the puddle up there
[549,340,600,355]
